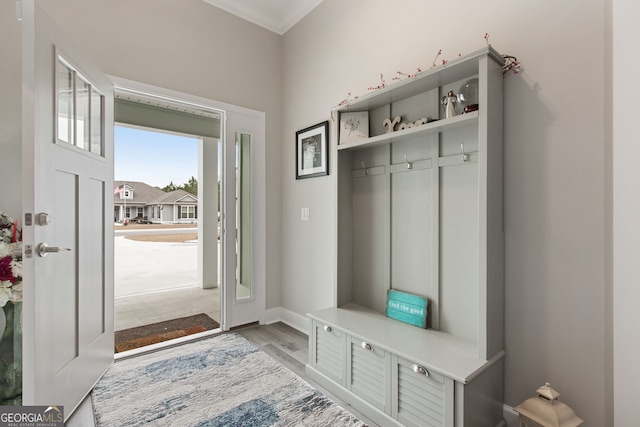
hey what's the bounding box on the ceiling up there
[202,0,325,35]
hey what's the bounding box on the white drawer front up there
[348,337,390,412]
[395,357,452,427]
[314,322,344,384]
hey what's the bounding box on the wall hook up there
[461,143,470,162]
[362,161,369,175]
[404,153,413,169]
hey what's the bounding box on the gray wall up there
[281,0,609,424]
[33,0,284,310]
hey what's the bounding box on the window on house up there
[152,206,156,218]
[179,205,196,219]
[125,207,131,218]
[137,207,144,218]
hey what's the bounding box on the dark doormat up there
[115,313,220,353]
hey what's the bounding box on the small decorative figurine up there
[441,90,458,119]
[383,116,402,133]
[458,78,479,113]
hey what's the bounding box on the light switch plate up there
[301,207,310,221]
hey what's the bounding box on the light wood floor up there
[236,322,379,426]
[68,322,378,427]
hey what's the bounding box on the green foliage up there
[162,176,198,196]
[161,181,180,192]
[183,176,198,196]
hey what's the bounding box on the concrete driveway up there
[114,235,198,298]
[112,224,222,330]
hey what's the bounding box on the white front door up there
[222,112,264,329]
[21,0,114,418]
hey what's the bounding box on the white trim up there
[264,307,309,335]
[114,328,221,360]
[174,194,197,203]
[201,0,324,35]
[263,307,282,325]
[110,75,259,118]
[502,403,519,427]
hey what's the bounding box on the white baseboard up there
[502,404,519,427]
[263,306,309,335]
[262,307,282,325]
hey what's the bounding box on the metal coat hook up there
[362,161,369,175]
[461,143,470,162]
[404,153,413,169]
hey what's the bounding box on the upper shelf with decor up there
[334,46,504,113]
[333,46,506,150]
[337,110,479,151]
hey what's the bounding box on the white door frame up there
[110,76,266,330]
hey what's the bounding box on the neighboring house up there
[114,180,198,224]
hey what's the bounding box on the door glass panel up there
[56,58,74,144]
[90,87,103,155]
[76,75,90,150]
[236,133,251,300]
[56,54,105,157]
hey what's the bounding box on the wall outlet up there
[301,207,310,221]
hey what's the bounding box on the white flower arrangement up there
[0,211,22,308]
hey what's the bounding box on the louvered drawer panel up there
[395,357,452,427]
[349,337,389,412]
[314,322,344,384]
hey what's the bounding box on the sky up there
[114,126,199,188]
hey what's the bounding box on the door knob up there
[38,242,71,257]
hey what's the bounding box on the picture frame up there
[339,111,369,144]
[296,121,329,179]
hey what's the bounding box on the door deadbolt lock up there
[37,213,51,226]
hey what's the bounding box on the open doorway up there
[112,121,222,353]
[111,78,266,342]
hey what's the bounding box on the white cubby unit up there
[306,47,506,427]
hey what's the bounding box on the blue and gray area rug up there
[92,333,366,426]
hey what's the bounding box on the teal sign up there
[385,290,428,328]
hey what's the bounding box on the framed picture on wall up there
[296,121,329,179]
